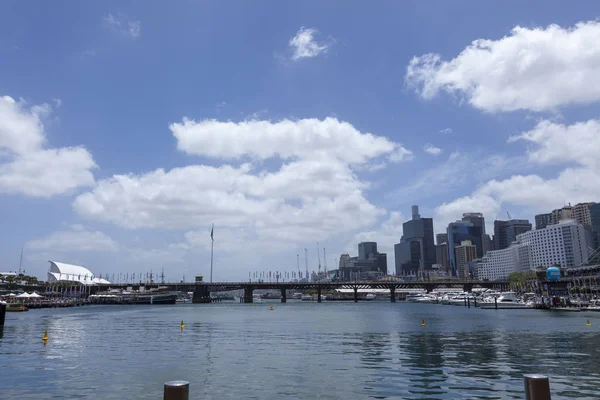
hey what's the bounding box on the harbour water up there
[2,302,600,399]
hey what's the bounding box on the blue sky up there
[2,1,600,281]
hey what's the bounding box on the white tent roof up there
[29,292,43,298]
[17,292,31,298]
[48,261,110,285]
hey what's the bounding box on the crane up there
[323,247,328,273]
[304,248,309,280]
[296,254,301,281]
[506,211,512,220]
[317,242,322,274]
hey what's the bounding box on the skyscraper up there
[394,205,435,276]
[358,242,377,260]
[455,240,477,279]
[447,220,482,276]
[462,213,486,256]
[436,233,448,245]
[493,219,532,250]
[535,213,552,230]
[435,242,449,272]
[590,203,600,250]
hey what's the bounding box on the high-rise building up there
[435,243,449,272]
[493,219,532,250]
[535,213,552,230]
[590,203,600,250]
[550,205,573,225]
[358,242,377,260]
[393,205,435,276]
[446,220,482,276]
[518,220,589,269]
[339,243,387,280]
[436,233,448,245]
[484,234,494,253]
[462,213,486,256]
[455,240,477,279]
[572,202,595,226]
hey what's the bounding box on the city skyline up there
[2,2,600,280]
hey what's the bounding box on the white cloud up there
[170,117,411,165]
[434,118,600,231]
[289,27,330,60]
[104,13,141,39]
[439,128,452,134]
[423,143,442,155]
[406,21,600,112]
[27,227,119,253]
[0,96,96,197]
[74,117,409,254]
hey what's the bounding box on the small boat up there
[6,304,29,312]
[301,294,313,301]
[365,293,376,301]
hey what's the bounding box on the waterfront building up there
[518,220,589,268]
[493,219,532,250]
[339,243,387,280]
[47,261,110,285]
[477,243,530,281]
[535,213,552,230]
[436,233,448,246]
[462,213,487,256]
[394,205,435,276]
[446,220,482,276]
[435,243,450,272]
[455,240,477,279]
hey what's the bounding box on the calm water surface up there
[1,301,600,399]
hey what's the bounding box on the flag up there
[211,224,214,241]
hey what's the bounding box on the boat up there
[291,293,303,300]
[365,293,376,301]
[301,294,313,301]
[260,292,282,300]
[6,304,28,312]
[480,292,533,309]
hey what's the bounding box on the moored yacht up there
[480,292,533,309]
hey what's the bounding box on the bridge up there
[87,280,511,303]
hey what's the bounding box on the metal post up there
[164,380,189,400]
[0,303,5,334]
[464,297,467,307]
[281,288,287,303]
[317,288,322,303]
[474,297,477,307]
[523,374,551,400]
[467,297,470,308]
[390,287,396,303]
[354,287,358,303]
[495,296,498,310]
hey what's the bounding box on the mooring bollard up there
[523,374,551,400]
[164,380,189,400]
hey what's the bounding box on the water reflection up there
[3,304,600,399]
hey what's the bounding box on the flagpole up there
[210,223,214,283]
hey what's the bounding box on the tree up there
[507,271,536,284]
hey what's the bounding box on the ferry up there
[5,304,29,312]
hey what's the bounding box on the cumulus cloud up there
[289,27,330,60]
[27,226,119,252]
[0,96,96,197]
[406,21,600,112]
[434,118,600,230]
[104,13,141,39]
[439,128,452,134]
[74,117,410,251]
[423,143,442,155]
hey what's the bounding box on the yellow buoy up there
[587,319,591,326]
[249,303,253,306]
[421,319,425,327]
[42,330,48,341]
[269,306,274,310]
[180,320,185,330]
